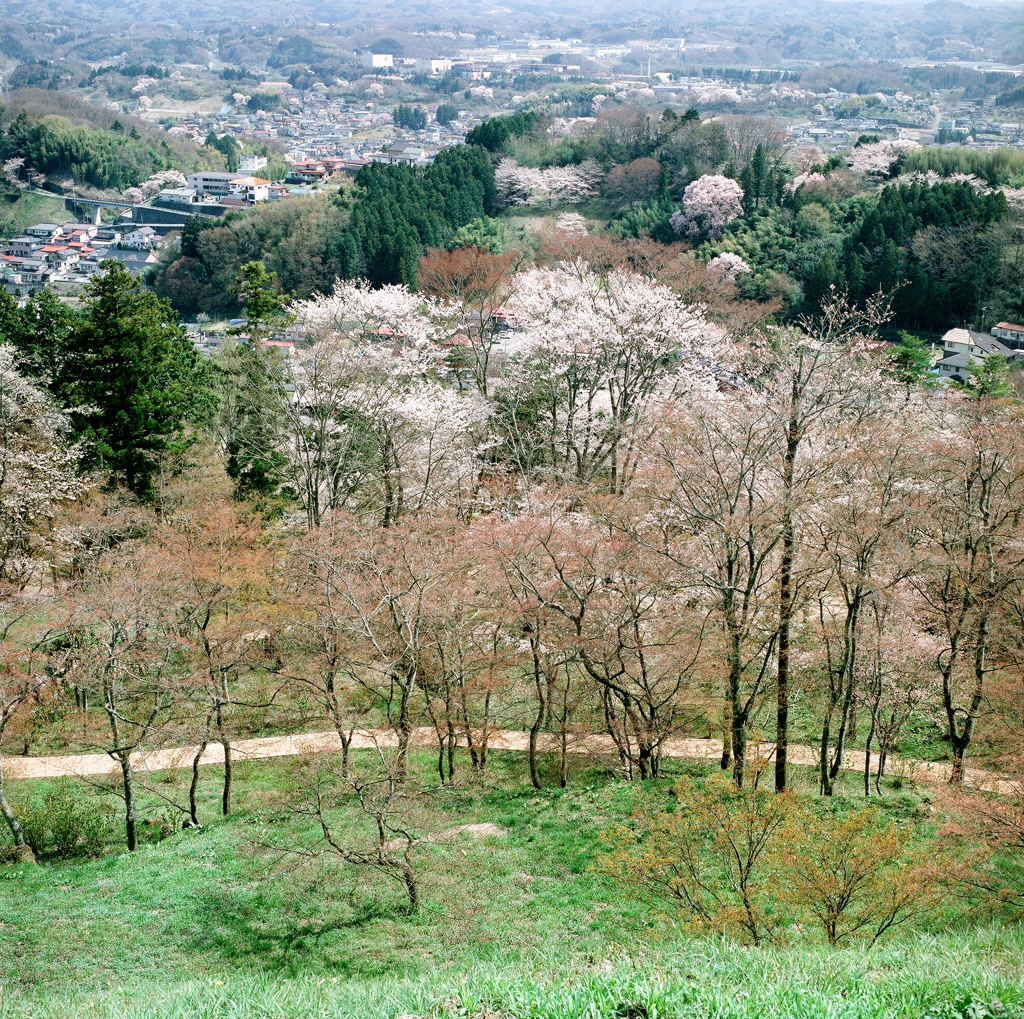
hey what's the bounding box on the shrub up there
[9,780,112,860]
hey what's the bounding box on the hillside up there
[2,752,1022,1019]
[0,88,227,192]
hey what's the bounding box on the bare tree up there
[631,393,784,787]
[281,744,422,910]
[0,606,47,860]
[911,397,1024,784]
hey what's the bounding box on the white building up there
[239,154,269,172]
[187,171,240,196]
[158,188,202,205]
[362,52,394,69]
[121,226,160,250]
[935,327,1020,383]
[416,58,453,74]
[226,176,271,204]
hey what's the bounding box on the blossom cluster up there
[495,158,604,207]
[670,175,745,240]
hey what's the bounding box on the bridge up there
[63,196,137,225]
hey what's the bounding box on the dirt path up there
[0,727,1015,794]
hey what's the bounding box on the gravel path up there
[1,727,1015,794]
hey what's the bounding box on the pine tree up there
[59,262,218,499]
[886,331,936,393]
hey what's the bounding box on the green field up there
[0,750,1020,1019]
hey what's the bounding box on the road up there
[2,727,1015,794]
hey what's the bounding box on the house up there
[239,154,269,172]
[935,327,1020,383]
[384,141,427,165]
[286,161,328,184]
[157,187,202,205]
[362,53,394,69]
[121,226,160,250]
[59,222,98,240]
[6,236,40,257]
[225,176,270,205]
[991,322,1024,349]
[262,338,297,358]
[118,250,159,274]
[38,245,80,269]
[91,228,122,249]
[24,223,63,241]
[267,184,290,201]
[186,171,241,196]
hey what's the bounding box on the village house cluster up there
[0,220,164,294]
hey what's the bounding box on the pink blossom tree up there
[670,174,745,240]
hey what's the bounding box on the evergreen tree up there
[59,262,217,499]
[963,354,1014,400]
[886,330,936,393]
[9,290,75,383]
[232,261,291,344]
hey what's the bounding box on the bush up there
[9,780,111,860]
[596,778,947,947]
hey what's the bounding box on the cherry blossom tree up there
[670,175,745,240]
[123,170,188,204]
[494,159,603,208]
[555,213,589,237]
[847,140,919,178]
[2,158,27,191]
[238,281,490,528]
[0,347,87,588]
[498,262,725,492]
[707,252,751,282]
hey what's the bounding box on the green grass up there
[0,191,73,239]
[0,751,1019,1018]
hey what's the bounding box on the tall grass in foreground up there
[3,928,1022,1019]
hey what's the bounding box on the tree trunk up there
[118,750,138,852]
[776,380,801,795]
[0,756,33,862]
[400,859,419,911]
[189,740,207,826]
[720,698,732,771]
[528,642,545,790]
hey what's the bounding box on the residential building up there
[158,187,202,205]
[186,171,241,196]
[24,223,63,241]
[286,161,328,183]
[991,322,1024,348]
[384,141,428,165]
[118,250,159,274]
[226,176,271,204]
[935,327,1020,383]
[91,228,122,248]
[6,237,40,257]
[239,154,269,172]
[121,226,160,250]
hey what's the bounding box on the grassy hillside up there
[0,189,73,237]
[0,751,1020,1019]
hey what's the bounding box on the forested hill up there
[0,89,227,191]
[151,144,497,316]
